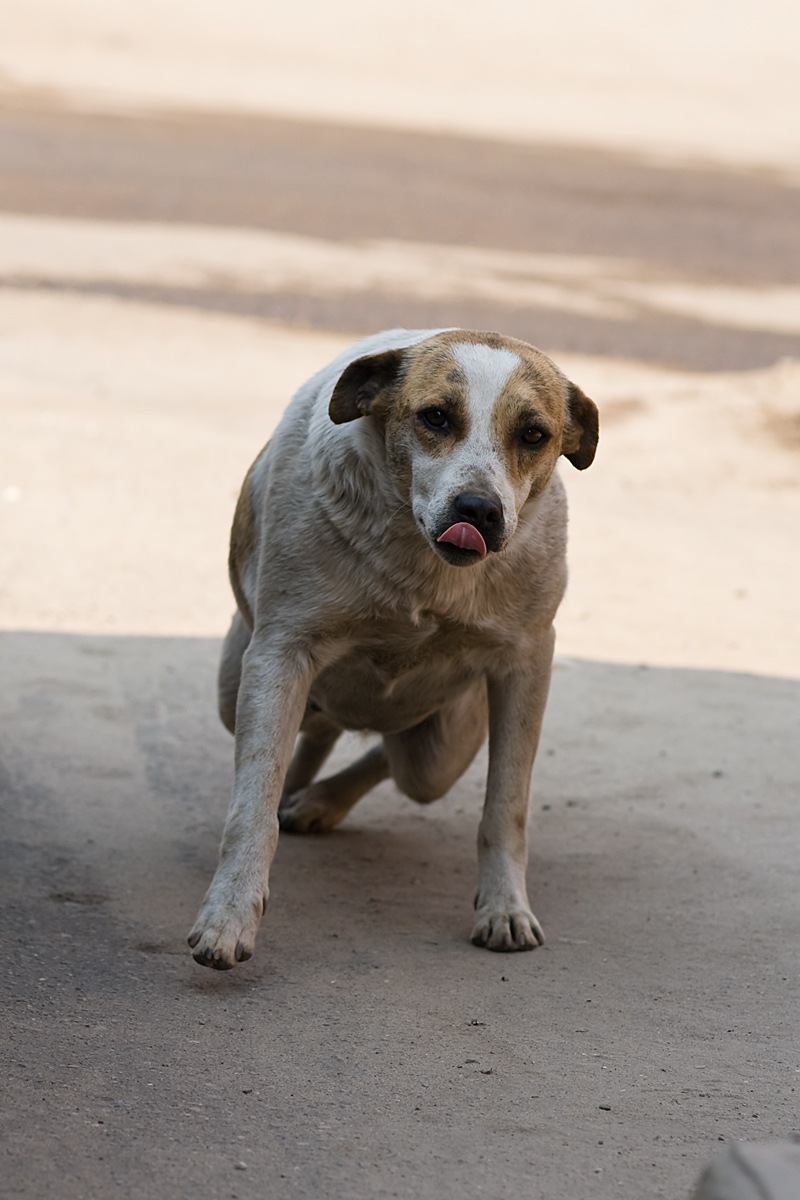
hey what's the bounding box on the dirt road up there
[2,105,799,371]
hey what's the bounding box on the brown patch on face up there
[382,340,471,464]
[439,329,506,353]
[488,354,566,499]
[482,340,598,475]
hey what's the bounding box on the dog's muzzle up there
[435,491,506,564]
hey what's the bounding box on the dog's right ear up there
[328,349,405,424]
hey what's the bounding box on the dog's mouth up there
[433,521,488,566]
[437,521,487,558]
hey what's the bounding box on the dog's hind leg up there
[217,610,251,733]
[383,680,488,804]
[279,742,390,833]
[279,682,487,832]
[283,712,342,795]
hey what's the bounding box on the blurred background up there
[1,8,799,1200]
[1,0,798,670]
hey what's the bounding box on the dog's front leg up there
[188,638,314,969]
[471,629,555,952]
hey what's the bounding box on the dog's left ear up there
[561,381,599,470]
[329,349,405,424]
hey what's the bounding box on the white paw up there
[278,784,343,834]
[471,905,544,952]
[187,887,265,970]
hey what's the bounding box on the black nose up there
[453,492,503,533]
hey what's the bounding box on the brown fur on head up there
[328,330,598,564]
[329,332,598,469]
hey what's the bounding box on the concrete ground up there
[1,4,798,1197]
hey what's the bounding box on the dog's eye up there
[521,425,548,447]
[419,408,450,432]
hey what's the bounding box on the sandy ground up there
[3,0,800,175]
[2,288,799,675]
[1,4,799,1198]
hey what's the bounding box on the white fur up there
[452,342,520,406]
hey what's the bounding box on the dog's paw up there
[187,890,265,970]
[278,785,344,834]
[471,906,544,952]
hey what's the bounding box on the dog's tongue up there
[437,522,487,558]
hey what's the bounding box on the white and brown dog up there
[189,328,598,969]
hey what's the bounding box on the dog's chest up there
[310,617,503,733]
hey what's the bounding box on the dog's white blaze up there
[448,343,521,510]
[452,343,520,417]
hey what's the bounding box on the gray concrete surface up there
[2,633,798,1198]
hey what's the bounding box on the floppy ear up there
[561,381,599,470]
[328,349,405,424]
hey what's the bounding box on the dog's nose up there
[453,492,503,532]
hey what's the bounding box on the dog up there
[188,328,598,969]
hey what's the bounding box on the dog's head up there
[329,330,598,566]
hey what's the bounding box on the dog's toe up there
[279,786,343,834]
[187,892,263,969]
[191,943,236,970]
[188,926,254,970]
[471,907,544,952]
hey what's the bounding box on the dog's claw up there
[192,946,235,970]
[187,888,264,969]
[471,907,544,952]
[189,932,251,970]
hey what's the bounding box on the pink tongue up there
[437,522,487,558]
